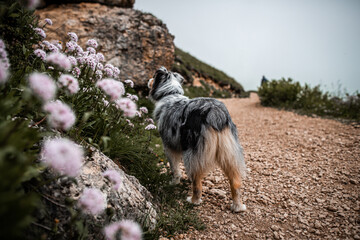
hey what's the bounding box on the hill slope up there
[172,47,248,98]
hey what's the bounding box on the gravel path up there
[171,93,360,240]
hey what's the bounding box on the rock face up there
[36,3,175,87]
[31,146,157,239]
[40,0,135,8]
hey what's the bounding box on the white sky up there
[135,0,360,93]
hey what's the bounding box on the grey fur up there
[149,67,246,180]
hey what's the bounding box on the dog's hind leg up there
[186,173,204,205]
[217,128,246,212]
[164,147,182,185]
[225,169,246,212]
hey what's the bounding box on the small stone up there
[209,189,227,198]
[271,225,280,231]
[326,206,337,212]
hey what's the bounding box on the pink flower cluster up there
[44,18,53,26]
[145,124,156,130]
[124,79,134,88]
[46,52,72,70]
[41,138,84,177]
[0,39,10,84]
[78,188,107,215]
[139,107,148,114]
[34,49,46,61]
[102,169,122,191]
[34,27,46,39]
[28,72,57,102]
[87,39,98,49]
[115,98,137,118]
[96,79,125,101]
[145,118,154,124]
[68,32,78,42]
[43,100,76,131]
[103,220,142,240]
[127,93,138,102]
[58,74,79,94]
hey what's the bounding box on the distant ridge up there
[172,47,247,98]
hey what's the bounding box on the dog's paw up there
[186,196,202,205]
[231,203,246,212]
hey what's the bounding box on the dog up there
[148,67,247,212]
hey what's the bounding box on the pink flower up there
[126,93,138,102]
[104,63,114,70]
[40,138,83,177]
[124,79,134,88]
[87,47,96,54]
[34,49,46,61]
[0,62,9,84]
[46,52,71,70]
[43,100,76,131]
[96,79,125,101]
[104,67,113,77]
[102,170,122,191]
[95,70,103,80]
[47,43,59,53]
[103,220,142,240]
[145,118,154,124]
[145,124,157,130]
[44,18,53,25]
[68,56,77,66]
[66,41,77,53]
[78,188,107,215]
[72,67,81,78]
[96,53,105,62]
[87,39,98,48]
[68,32,78,42]
[58,74,79,94]
[97,63,104,70]
[34,27,46,39]
[113,67,120,77]
[28,72,56,102]
[115,98,137,118]
[139,107,148,114]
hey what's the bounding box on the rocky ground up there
[167,93,360,240]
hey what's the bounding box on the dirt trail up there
[173,93,360,240]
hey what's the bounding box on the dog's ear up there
[153,66,169,82]
[173,72,185,84]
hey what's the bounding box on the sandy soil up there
[168,93,360,239]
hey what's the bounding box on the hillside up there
[172,47,249,98]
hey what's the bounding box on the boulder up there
[40,0,135,8]
[36,3,175,88]
[31,146,157,239]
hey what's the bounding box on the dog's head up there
[148,66,184,101]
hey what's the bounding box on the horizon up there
[135,0,360,94]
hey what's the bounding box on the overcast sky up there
[135,0,360,94]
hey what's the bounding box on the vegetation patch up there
[0,2,204,239]
[258,78,360,121]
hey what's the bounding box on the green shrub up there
[258,78,360,121]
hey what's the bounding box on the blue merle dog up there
[148,67,247,212]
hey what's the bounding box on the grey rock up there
[36,3,175,88]
[33,146,157,239]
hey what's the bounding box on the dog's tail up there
[215,121,247,179]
